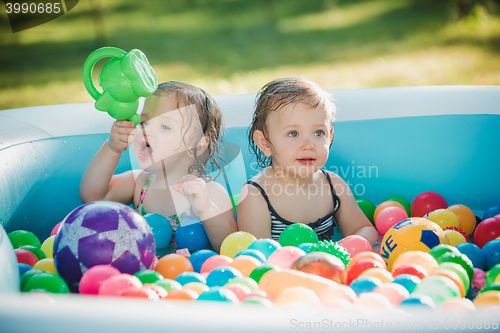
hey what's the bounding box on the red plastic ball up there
[347,259,386,285]
[391,264,428,280]
[411,191,448,217]
[474,215,500,249]
[14,248,38,267]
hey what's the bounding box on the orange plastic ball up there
[229,255,262,277]
[392,251,438,275]
[165,289,199,301]
[155,254,193,280]
[347,252,387,271]
[182,282,209,295]
[473,290,500,308]
[447,204,477,235]
[359,268,394,284]
[433,269,465,297]
[374,201,406,223]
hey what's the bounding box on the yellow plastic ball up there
[33,258,57,274]
[41,235,55,259]
[427,209,460,229]
[473,290,500,308]
[220,232,257,258]
[443,229,467,246]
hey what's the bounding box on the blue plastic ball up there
[392,274,421,293]
[234,249,266,264]
[456,242,486,270]
[18,263,33,279]
[189,249,217,273]
[483,204,500,220]
[175,219,210,253]
[144,213,173,249]
[175,271,207,285]
[297,242,314,253]
[247,238,281,260]
[196,286,238,303]
[349,276,383,296]
[399,294,436,309]
[206,266,242,287]
[482,239,500,271]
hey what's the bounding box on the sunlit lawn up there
[0,0,499,110]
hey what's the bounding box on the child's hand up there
[107,121,136,154]
[172,175,211,216]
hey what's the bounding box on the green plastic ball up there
[153,279,182,292]
[436,252,474,288]
[18,245,46,261]
[249,264,280,284]
[429,244,460,261]
[384,195,411,217]
[8,230,41,249]
[413,275,460,307]
[134,269,164,284]
[485,264,500,286]
[356,198,376,224]
[279,223,318,247]
[22,272,69,294]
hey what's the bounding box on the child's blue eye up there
[315,130,325,136]
[161,124,170,130]
[288,131,298,137]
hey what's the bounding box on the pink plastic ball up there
[338,235,373,257]
[223,283,252,301]
[267,246,305,269]
[373,283,409,306]
[98,273,142,296]
[79,265,121,295]
[375,206,408,235]
[51,222,63,236]
[200,255,233,274]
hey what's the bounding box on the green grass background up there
[1,0,499,110]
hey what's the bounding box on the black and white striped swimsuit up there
[246,169,340,242]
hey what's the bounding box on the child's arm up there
[329,172,379,245]
[236,183,273,239]
[79,121,136,204]
[173,176,237,252]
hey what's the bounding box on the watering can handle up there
[82,47,127,101]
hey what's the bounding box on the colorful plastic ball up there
[206,266,242,287]
[474,215,500,249]
[427,209,460,230]
[175,219,210,253]
[444,229,467,246]
[353,292,392,310]
[437,261,470,293]
[482,239,500,271]
[413,275,460,307]
[155,253,193,279]
[398,294,436,309]
[33,258,57,274]
[20,269,44,290]
[347,259,386,285]
[182,282,209,295]
[174,271,206,285]
[278,223,318,247]
[392,264,428,280]
[379,218,447,271]
[456,242,486,270]
[79,264,121,294]
[247,238,281,260]
[274,286,322,308]
[18,263,33,279]
[447,204,476,235]
[373,283,409,306]
[223,283,252,301]
[440,297,475,311]
[291,252,346,284]
[478,282,500,294]
[14,248,38,267]
[473,290,500,308]
[19,245,46,261]
[392,274,421,293]
[392,251,438,275]
[384,195,412,217]
[319,285,358,305]
[196,286,239,303]
[338,235,373,256]
[374,201,406,222]
[297,243,314,253]
[267,246,305,269]
[189,249,217,273]
[433,269,465,297]
[347,252,387,271]
[359,268,394,284]
[429,244,460,261]
[411,192,448,218]
[485,264,500,286]
[51,222,62,236]
[220,232,256,258]
[153,278,182,292]
[120,286,160,300]
[134,269,164,284]
[98,273,142,296]
[53,201,156,291]
[22,272,69,293]
[229,255,262,277]
[349,276,383,296]
[356,198,377,224]
[143,213,173,249]
[483,204,500,220]
[8,230,41,249]
[234,249,266,264]
[165,289,199,301]
[40,235,55,259]
[226,276,259,291]
[436,252,474,288]
[200,255,233,274]
[249,264,280,284]
[375,206,408,235]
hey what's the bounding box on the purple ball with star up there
[53,201,155,291]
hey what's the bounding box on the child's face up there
[133,94,203,171]
[264,102,332,177]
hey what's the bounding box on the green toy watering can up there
[82,47,158,126]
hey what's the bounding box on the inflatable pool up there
[1,86,500,331]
